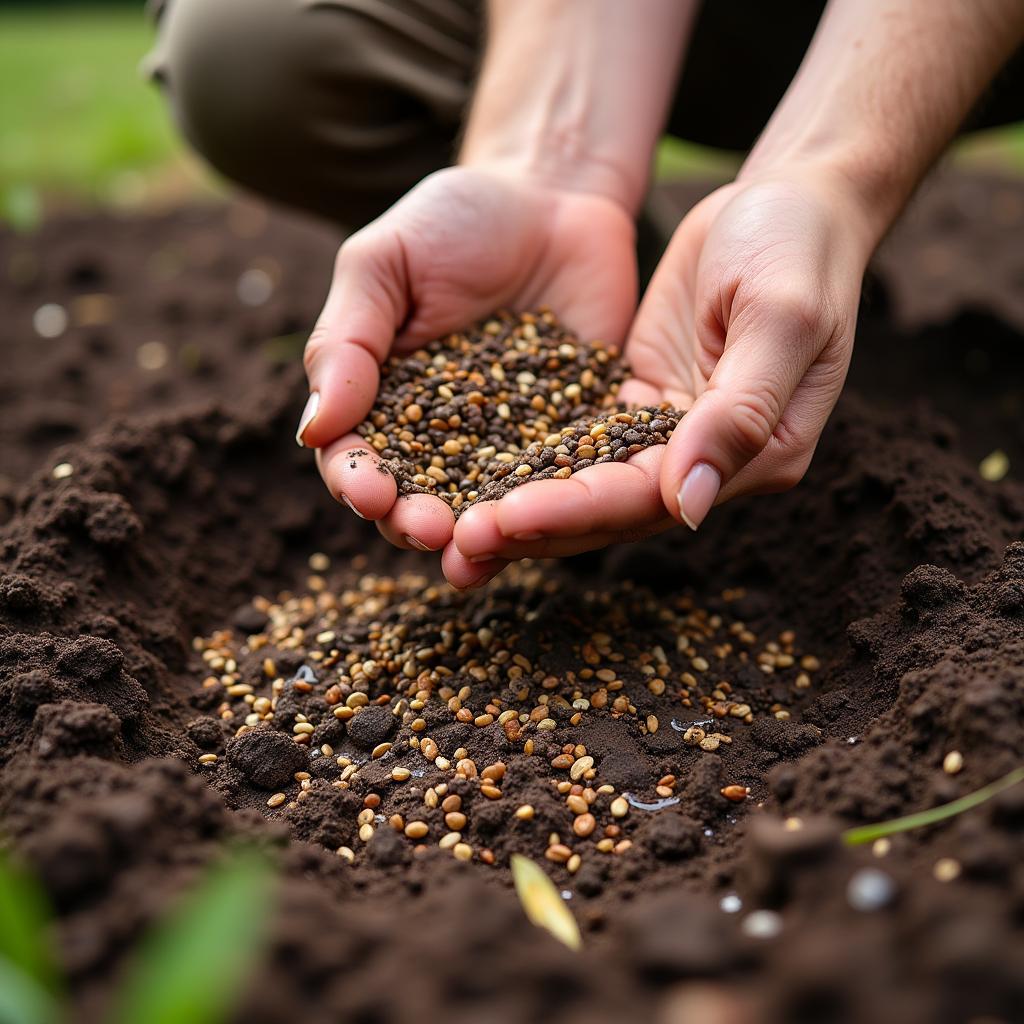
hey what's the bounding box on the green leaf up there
[0,849,57,993]
[510,854,581,951]
[107,848,275,1024]
[843,766,1024,846]
[0,957,60,1024]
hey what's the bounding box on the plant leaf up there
[510,854,581,951]
[843,766,1024,846]
[0,848,58,993]
[0,957,60,1024]
[107,847,275,1024]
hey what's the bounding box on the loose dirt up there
[2,177,1024,1024]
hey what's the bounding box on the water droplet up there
[560,890,572,901]
[741,910,783,939]
[623,792,680,811]
[720,894,742,914]
[33,303,68,338]
[846,868,896,912]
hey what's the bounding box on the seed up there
[441,794,462,812]
[544,844,573,864]
[358,823,375,842]
[566,795,588,815]
[572,813,596,838]
[392,767,412,781]
[481,762,506,782]
[481,784,502,800]
[646,715,659,734]
[439,831,461,849]
[453,843,474,861]
[337,846,355,863]
[943,750,963,774]
[569,755,594,781]
[371,742,392,759]
[610,797,629,818]
[404,821,429,839]
[198,753,218,765]
[445,811,467,830]
[721,785,749,802]
[515,804,535,821]
[267,792,286,807]
[933,858,961,882]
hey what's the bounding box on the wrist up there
[458,142,641,216]
[738,144,898,260]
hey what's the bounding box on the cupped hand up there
[450,169,875,572]
[298,166,637,588]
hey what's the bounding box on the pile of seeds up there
[192,554,822,874]
[356,309,682,514]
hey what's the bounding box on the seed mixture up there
[192,554,820,871]
[356,309,682,513]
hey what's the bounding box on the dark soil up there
[2,176,1024,1024]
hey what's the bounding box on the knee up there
[152,0,467,224]
[157,0,323,184]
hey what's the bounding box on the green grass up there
[0,4,210,226]
[1,3,1022,230]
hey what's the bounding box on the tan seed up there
[573,813,596,838]
[267,792,286,808]
[404,821,429,840]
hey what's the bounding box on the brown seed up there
[481,762,506,782]
[441,794,462,813]
[573,813,596,838]
[404,821,429,839]
[566,794,588,815]
[445,811,467,830]
[545,843,573,864]
[721,785,749,802]
[480,784,502,800]
[551,753,574,770]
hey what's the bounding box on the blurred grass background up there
[1,2,1023,229]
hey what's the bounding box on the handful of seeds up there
[356,309,682,515]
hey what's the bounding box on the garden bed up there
[1,175,1023,1024]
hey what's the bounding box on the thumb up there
[659,290,821,528]
[296,233,407,449]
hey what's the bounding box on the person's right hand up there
[296,166,638,588]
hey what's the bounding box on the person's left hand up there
[447,168,874,580]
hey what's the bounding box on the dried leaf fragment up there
[510,853,581,951]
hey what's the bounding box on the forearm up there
[460,0,696,215]
[742,0,1024,247]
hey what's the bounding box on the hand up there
[449,168,874,569]
[298,166,638,588]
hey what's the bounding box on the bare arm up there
[461,0,697,215]
[745,0,1024,244]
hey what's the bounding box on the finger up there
[297,231,406,449]
[498,448,667,538]
[376,494,456,552]
[656,288,826,530]
[722,348,850,499]
[441,544,509,590]
[318,434,397,520]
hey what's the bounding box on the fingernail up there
[677,462,721,531]
[468,553,496,564]
[464,568,501,591]
[341,494,367,519]
[295,391,320,447]
[512,531,543,542]
[403,534,431,551]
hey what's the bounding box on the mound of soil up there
[2,176,1024,1024]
